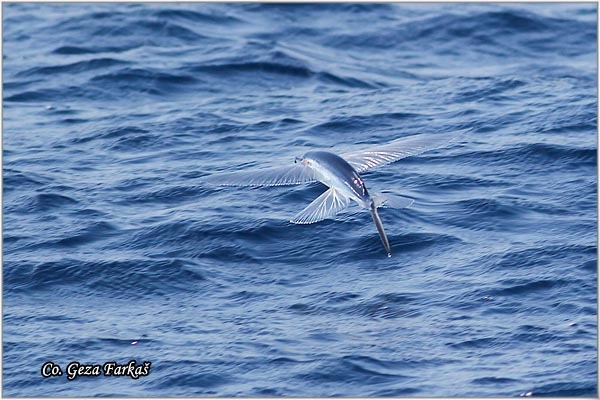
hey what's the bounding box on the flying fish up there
[203,133,453,257]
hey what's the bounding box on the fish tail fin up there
[370,202,392,257]
[372,191,414,209]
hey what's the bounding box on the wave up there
[190,59,379,89]
[4,257,207,298]
[17,58,130,78]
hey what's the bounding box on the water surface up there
[3,3,597,397]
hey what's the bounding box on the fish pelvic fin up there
[290,187,350,224]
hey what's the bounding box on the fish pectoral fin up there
[290,187,351,224]
[372,191,414,209]
[341,132,463,173]
[202,164,318,187]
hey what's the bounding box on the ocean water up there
[2,2,597,397]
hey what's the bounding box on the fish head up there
[295,153,316,168]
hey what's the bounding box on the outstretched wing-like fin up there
[342,133,455,173]
[202,164,318,187]
[290,187,351,224]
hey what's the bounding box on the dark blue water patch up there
[288,291,422,320]
[67,125,197,153]
[371,387,422,396]
[53,221,118,248]
[316,71,381,89]
[488,244,596,273]
[312,112,424,134]
[529,381,598,397]
[289,354,422,397]
[192,61,314,80]
[454,77,527,103]
[471,376,521,385]
[492,278,571,297]
[453,143,596,173]
[348,293,422,319]
[123,216,287,251]
[103,128,186,151]
[446,332,518,352]
[28,193,78,212]
[124,219,266,264]
[322,291,361,305]
[221,118,298,136]
[3,258,208,298]
[52,44,135,55]
[42,8,217,48]
[436,287,498,313]
[16,58,130,78]
[154,371,232,393]
[484,10,547,32]
[579,259,597,272]
[47,336,155,353]
[128,19,208,43]
[458,197,518,218]
[397,171,511,199]
[55,117,88,125]
[187,49,384,90]
[446,10,593,57]
[68,125,148,146]
[441,197,526,232]
[3,168,49,191]
[152,7,243,25]
[223,290,273,304]
[3,86,108,103]
[245,2,397,16]
[112,176,164,193]
[541,119,598,136]
[511,143,597,169]
[510,327,564,345]
[190,61,315,91]
[321,8,586,59]
[89,68,199,98]
[3,77,46,92]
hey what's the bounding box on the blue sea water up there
[2,2,597,397]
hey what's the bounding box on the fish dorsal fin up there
[341,133,454,173]
[290,187,351,224]
[202,164,318,187]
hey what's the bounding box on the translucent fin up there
[202,165,318,187]
[290,187,351,224]
[341,133,454,173]
[372,191,414,209]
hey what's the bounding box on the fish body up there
[298,151,370,207]
[297,151,392,256]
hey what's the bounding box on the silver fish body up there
[298,151,392,256]
[298,151,370,207]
